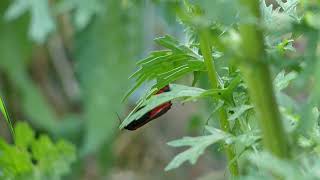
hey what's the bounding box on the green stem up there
[199,29,239,177]
[238,0,290,158]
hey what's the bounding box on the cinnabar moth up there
[124,85,172,130]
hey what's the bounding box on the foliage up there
[0,96,14,136]
[76,0,143,155]
[0,122,76,180]
[165,127,229,171]
[3,0,320,179]
[121,0,320,179]
[1,0,145,178]
[4,0,55,43]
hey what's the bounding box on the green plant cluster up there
[121,0,320,179]
[0,97,76,180]
[0,122,76,180]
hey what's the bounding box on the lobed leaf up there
[0,122,76,179]
[123,35,205,101]
[165,127,229,171]
[228,105,253,121]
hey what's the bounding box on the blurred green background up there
[0,0,227,179]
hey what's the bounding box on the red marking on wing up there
[149,102,172,119]
[156,85,170,94]
[124,85,172,131]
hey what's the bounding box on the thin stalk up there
[238,0,290,158]
[199,29,239,177]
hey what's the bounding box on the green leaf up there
[0,122,76,179]
[14,122,34,149]
[5,0,55,43]
[32,135,76,178]
[260,0,299,35]
[228,105,253,121]
[273,70,297,92]
[123,35,205,101]
[194,0,244,27]
[120,84,206,129]
[55,0,102,30]
[274,0,300,21]
[0,138,33,179]
[0,96,15,137]
[192,71,200,86]
[165,127,229,171]
[249,152,303,179]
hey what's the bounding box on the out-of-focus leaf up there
[1,0,81,138]
[14,122,34,149]
[5,0,55,43]
[249,152,306,179]
[274,71,297,92]
[0,96,14,136]
[260,0,299,35]
[279,106,300,132]
[55,0,102,30]
[194,0,244,27]
[165,126,229,171]
[305,12,320,30]
[32,135,76,179]
[0,122,76,180]
[192,71,200,86]
[274,0,300,21]
[120,84,205,129]
[76,1,143,155]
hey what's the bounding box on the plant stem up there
[238,0,290,158]
[199,29,239,177]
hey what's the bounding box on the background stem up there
[199,29,239,176]
[239,0,290,158]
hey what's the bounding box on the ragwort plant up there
[121,0,320,179]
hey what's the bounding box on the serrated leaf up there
[165,127,229,171]
[182,88,226,103]
[260,0,299,35]
[123,35,204,101]
[228,105,253,121]
[120,84,205,129]
[274,0,299,20]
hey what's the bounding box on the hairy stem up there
[239,0,290,158]
[199,29,239,177]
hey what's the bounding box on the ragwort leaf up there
[165,127,229,171]
[123,35,205,101]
